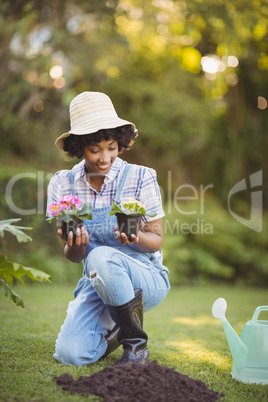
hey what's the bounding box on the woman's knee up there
[85,247,114,274]
[54,330,107,366]
[86,247,130,304]
[86,246,122,280]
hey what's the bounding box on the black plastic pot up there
[116,213,142,240]
[61,218,83,243]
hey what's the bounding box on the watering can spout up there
[212,298,248,371]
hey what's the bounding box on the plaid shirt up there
[47,157,165,222]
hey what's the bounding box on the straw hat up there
[55,91,137,150]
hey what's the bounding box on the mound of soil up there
[54,360,221,401]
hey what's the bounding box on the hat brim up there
[55,118,137,150]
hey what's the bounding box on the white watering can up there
[212,298,268,384]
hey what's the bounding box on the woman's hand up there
[114,221,145,245]
[57,226,89,248]
[114,218,163,253]
[57,225,89,263]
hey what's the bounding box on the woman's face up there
[83,139,119,175]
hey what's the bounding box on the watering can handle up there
[251,306,268,322]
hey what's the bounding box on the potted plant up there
[110,199,156,240]
[47,195,92,242]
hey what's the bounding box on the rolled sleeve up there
[140,168,165,222]
[46,172,63,217]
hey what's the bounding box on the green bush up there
[19,247,83,285]
[1,168,267,286]
[162,198,268,286]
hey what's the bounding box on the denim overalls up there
[53,163,170,366]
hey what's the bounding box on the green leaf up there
[60,215,73,222]
[78,204,92,220]
[109,202,125,215]
[0,254,51,284]
[0,279,25,308]
[0,219,32,242]
[110,201,156,217]
[79,203,93,214]
[78,213,92,220]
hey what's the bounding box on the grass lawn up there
[0,284,267,401]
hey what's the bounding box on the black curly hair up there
[63,125,137,158]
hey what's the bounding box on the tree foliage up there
[0,0,267,198]
[0,1,267,286]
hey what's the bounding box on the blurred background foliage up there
[0,0,267,286]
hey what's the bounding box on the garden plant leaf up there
[0,219,32,242]
[110,201,156,217]
[0,279,25,308]
[0,254,51,286]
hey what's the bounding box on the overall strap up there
[67,170,76,196]
[113,163,131,204]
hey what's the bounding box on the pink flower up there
[70,196,82,209]
[61,195,72,202]
[57,195,82,212]
[47,203,60,216]
[59,201,71,211]
[58,195,72,211]
[47,195,84,220]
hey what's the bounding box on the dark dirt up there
[54,360,222,401]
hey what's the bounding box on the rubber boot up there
[102,324,121,358]
[106,288,149,366]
